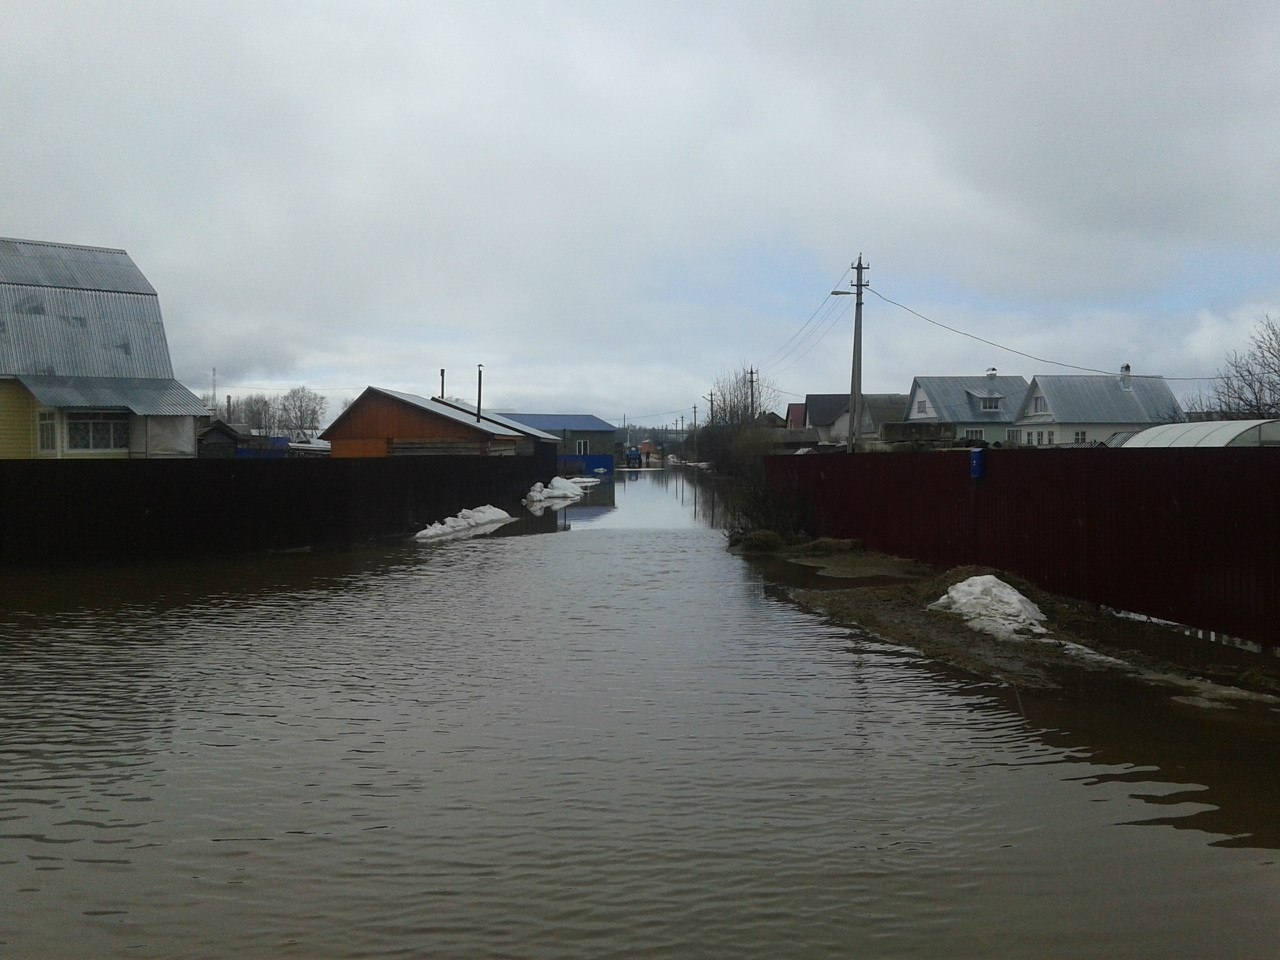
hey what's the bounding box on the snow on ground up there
[414,505,514,543]
[928,574,1129,666]
[928,575,1048,641]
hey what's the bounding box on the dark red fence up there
[765,448,1280,647]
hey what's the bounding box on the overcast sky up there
[5,1,1279,426]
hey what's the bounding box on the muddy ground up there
[748,540,1280,719]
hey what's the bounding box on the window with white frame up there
[1006,428,1022,443]
[66,412,130,451]
[1033,396,1047,413]
[1036,430,1044,445]
[37,411,56,452]
[575,439,589,455]
[1047,431,1055,445]
[980,397,1000,411]
[1074,430,1087,443]
[964,428,984,441]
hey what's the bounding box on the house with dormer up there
[0,237,208,459]
[902,370,1030,444]
[1015,366,1184,446]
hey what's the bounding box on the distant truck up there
[624,446,642,468]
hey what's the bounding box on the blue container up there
[969,447,986,480]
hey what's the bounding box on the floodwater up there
[1,469,1277,959]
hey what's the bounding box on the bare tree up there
[278,386,328,440]
[1210,314,1280,418]
[710,365,780,425]
[237,393,282,435]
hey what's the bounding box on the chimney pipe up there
[476,364,483,421]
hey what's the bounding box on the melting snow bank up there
[928,575,1048,640]
[929,575,1128,666]
[414,505,514,542]
[523,476,590,504]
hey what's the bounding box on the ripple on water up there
[1,477,1278,958]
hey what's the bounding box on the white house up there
[904,370,1031,444]
[1015,366,1184,446]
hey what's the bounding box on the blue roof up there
[504,413,618,433]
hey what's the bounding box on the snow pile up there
[414,505,514,542]
[928,574,1049,641]
[523,476,587,504]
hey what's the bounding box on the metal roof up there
[0,237,177,380]
[433,398,559,441]
[352,387,525,438]
[805,393,908,429]
[19,375,209,416]
[503,413,618,433]
[1021,374,1183,424]
[1121,419,1280,447]
[911,376,1030,424]
[0,237,156,294]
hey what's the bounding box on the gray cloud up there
[3,0,1277,420]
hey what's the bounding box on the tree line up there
[210,385,330,440]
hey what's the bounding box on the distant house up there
[805,392,910,445]
[1015,367,1184,446]
[901,371,1031,445]
[501,413,617,459]
[321,387,556,457]
[0,236,208,459]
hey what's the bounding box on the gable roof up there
[433,398,559,441]
[911,376,1030,424]
[1022,374,1183,424]
[0,237,179,380]
[503,412,617,433]
[861,394,909,427]
[322,386,525,440]
[804,394,849,427]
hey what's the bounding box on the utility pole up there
[703,391,714,426]
[832,256,869,453]
[749,367,756,422]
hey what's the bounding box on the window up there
[1006,429,1022,443]
[1033,396,1048,413]
[1047,431,1055,445]
[37,411,56,452]
[916,400,926,414]
[575,439,589,455]
[66,412,130,451]
[980,397,1000,411]
[964,428,984,441]
[1036,431,1044,445]
[1074,431,1087,443]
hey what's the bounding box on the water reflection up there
[1,467,1277,958]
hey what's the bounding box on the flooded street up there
[2,469,1278,958]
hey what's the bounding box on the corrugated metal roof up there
[1122,419,1280,447]
[18,375,209,416]
[912,376,1030,424]
[805,393,909,429]
[0,237,155,294]
[1023,375,1183,424]
[434,398,560,441]
[503,413,618,433]
[372,388,525,438]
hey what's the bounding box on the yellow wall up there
[0,380,36,459]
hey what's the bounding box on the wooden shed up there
[321,386,536,458]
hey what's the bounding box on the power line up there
[867,286,1220,382]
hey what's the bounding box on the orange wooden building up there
[321,387,554,458]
